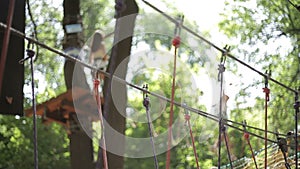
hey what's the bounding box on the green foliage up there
[124,36,218,167]
[80,0,114,39]
[0,1,71,168]
[0,115,70,169]
[7,0,300,168]
[218,0,300,166]
[0,1,70,169]
[134,8,212,68]
[24,0,66,105]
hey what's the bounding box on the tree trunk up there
[62,1,94,169]
[102,1,138,169]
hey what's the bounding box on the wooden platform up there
[25,87,100,125]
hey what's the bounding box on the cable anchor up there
[172,15,184,48]
[19,38,35,64]
[142,84,159,169]
[218,45,230,81]
[263,70,271,101]
[143,84,150,110]
[276,132,291,169]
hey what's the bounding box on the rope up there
[19,41,39,169]
[217,109,222,167]
[217,50,224,169]
[184,109,200,169]
[26,0,39,61]
[93,77,108,169]
[223,128,233,169]
[243,120,258,169]
[263,71,270,169]
[224,118,288,138]
[143,84,159,169]
[0,0,15,97]
[29,47,38,169]
[286,0,300,12]
[295,92,299,169]
[217,45,232,169]
[165,36,178,169]
[165,15,183,169]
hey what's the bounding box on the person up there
[89,30,109,67]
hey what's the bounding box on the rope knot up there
[26,49,35,57]
[218,64,225,73]
[221,124,226,132]
[172,36,181,47]
[143,96,150,109]
[221,45,231,62]
[263,87,270,101]
[184,113,190,121]
[94,79,100,87]
[217,64,226,81]
[142,84,150,110]
[243,132,250,140]
[294,100,300,109]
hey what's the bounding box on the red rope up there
[263,86,270,169]
[0,0,15,96]
[166,36,180,169]
[94,78,108,169]
[243,126,258,169]
[185,113,201,169]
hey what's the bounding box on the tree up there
[0,1,70,169]
[218,0,300,166]
[0,115,70,169]
[101,1,138,169]
[120,4,220,168]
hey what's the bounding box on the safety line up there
[26,0,39,61]
[166,39,179,169]
[263,74,270,169]
[166,15,183,169]
[223,118,288,138]
[243,121,258,169]
[143,84,159,169]
[20,43,39,169]
[93,78,108,169]
[184,111,200,169]
[223,131,233,169]
[30,48,39,169]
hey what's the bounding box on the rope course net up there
[1,0,299,168]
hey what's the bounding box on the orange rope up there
[166,36,180,169]
[243,121,258,169]
[185,113,200,169]
[263,80,270,169]
[0,0,15,96]
[94,78,108,169]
